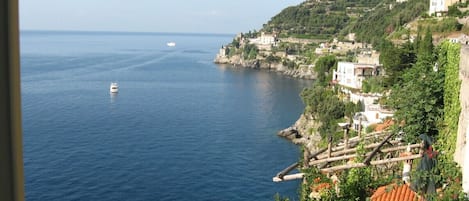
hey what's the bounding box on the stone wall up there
[455,45,469,193]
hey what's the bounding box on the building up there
[332,62,382,90]
[259,32,276,45]
[429,0,445,15]
[352,106,394,131]
[357,50,380,65]
[248,32,277,51]
[348,93,394,131]
[249,32,276,45]
[448,33,469,45]
[429,0,465,16]
[371,183,423,201]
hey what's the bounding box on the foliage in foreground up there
[295,39,466,201]
[300,143,393,201]
[386,28,443,142]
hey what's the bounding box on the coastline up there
[277,113,322,153]
[214,53,317,80]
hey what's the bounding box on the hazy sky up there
[20,0,303,34]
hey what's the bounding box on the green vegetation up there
[274,193,291,201]
[300,143,393,201]
[313,55,337,85]
[448,1,469,18]
[296,32,467,200]
[400,41,467,201]
[349,0,427,49]
[361,77,385,93]
[265,55,282,64]
[386,28,443,142]
[417,18,463,33]
[263,5,347,39]
[439,41,462,157]
[433,41,466,200]
[301,85,344,139]
[262,0,384,39]
[242,44,258,60]
[379,39,416,86]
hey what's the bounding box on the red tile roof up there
[374,119,394,132]
[371,184,423,201]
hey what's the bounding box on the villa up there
[348,92,394,131]
[248,32,277,50]
[332,61,382,90]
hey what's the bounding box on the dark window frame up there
[0,0,25,200]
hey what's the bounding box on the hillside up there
[262,0,429,47]
[348,0,428,48]
[262,0,387,39]
[214,0,434,79]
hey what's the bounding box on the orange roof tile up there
[371,184,423,201]
[374,119,394,132]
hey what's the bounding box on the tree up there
[231,39,240,48]
[379,41,405,85]
[448,5,462,17]
[344,101,361,121]
[265,55,281,64]
[362,77,385,93]
[418,28,434,59]
[379,39,418,87]
[314,55,337,85]
[301,85,345,139]
[243,44,258,60]
[339,144,373,200]
[387,29,443,142]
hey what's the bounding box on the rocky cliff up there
[214,52,316,79]
[277,113,322,153]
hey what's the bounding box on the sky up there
[20,0,304,34]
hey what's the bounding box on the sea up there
[20,30,312,201]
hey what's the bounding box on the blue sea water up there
[21,31,312,201]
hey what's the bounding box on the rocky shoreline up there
[214,54,316,80]
[277,113,322,153]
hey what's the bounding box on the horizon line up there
[20,29,237,36]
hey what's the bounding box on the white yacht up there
[110,82,119,93]
[167,42,176,47]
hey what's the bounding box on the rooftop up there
[371,184,423,201]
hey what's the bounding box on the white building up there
[352,105,394,131]
[429,0,446,15]
[249,32,276,45]
[429,0,464,16]
[259,32,276,45]
[332,62,382,89]
[348,93,394,131]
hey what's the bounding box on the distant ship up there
[110,82,119,93]
[167,42,176,47]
